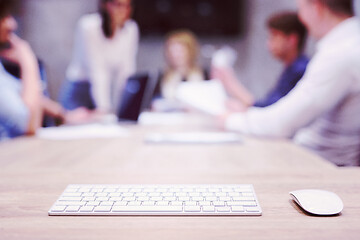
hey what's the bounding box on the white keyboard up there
[48,184,262,216]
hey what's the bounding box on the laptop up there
[117,72,157,122]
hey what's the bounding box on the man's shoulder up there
[289,55,309,74]
[0,65,21,89]
[294,55,310,66]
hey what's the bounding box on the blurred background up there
[15,0,360,103]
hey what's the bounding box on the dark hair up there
[0,0,15,19]
[267,11,307,52]
[318,0,354,16]
[99,0,114,38]
[98,0,132,38]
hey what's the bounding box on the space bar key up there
[112,206,183,212]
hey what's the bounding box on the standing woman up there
[62,0,139,114]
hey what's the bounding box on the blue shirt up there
[0,62,29,140]
[254,55,309,107]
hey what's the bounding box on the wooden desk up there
[0,119,359,240]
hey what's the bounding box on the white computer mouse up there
[289,189,344,216]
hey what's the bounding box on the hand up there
[216,111,233,131]
[210,65,236,82]
[225,98,249,112]
[64,107,94,125]
[211,66,255,107]
[0,34,37,66]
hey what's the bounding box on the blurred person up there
[0,0,42,139]
[152,30,208,111]
[0,0,92,140]
[222,0,360,166]
[1,58,95,126]
[212,11,309,110]
[62,0,139,114]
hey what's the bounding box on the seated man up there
[222,0,360,167]
[213,11,309,110]
[0,1,42,139]
[0,0,92,140]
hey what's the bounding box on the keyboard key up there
[79,188,91,193]
[216,193,227,197]
[232,206,245,212]
[109,197,123,201]
[171,201,183,206]
[55,201,84,206]
[100,201,114,206]
[128,202,141,206]
[65,206,81,212]
[50,206,66,212]
[184,206,201,212]
[91,188,103,193]
[156,201,170,206]
[142,201,156,206]
[87,201,100,206]
[227,201,243,206]
[96,197,109,201]
[164,197,176,201]
[94,206,112,212]
[219,197,231,201]
[216,207,231,212]
[80,206,94,212]
[199,201,211,206]
[104,188,116,193]
[241,201,257,206]
[178,196,190,201]
[189,192,200,197]
[112,206,183,212]
[95,193,108,197]
[82,193,95,197]
[213,201,225,206]
[184,201,197,206]
[123,197,136,201]
[109,193,121,197]
[113,201,128,206]
[206,197,217,201]
[245,207,261,212]
[202,206,215,212]
[233,196,256,201]
[191,197,204,201]
[122,193,134,197]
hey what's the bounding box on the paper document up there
[175,80,228,115]
[145,132,242,144]
[36,123,129,140]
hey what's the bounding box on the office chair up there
[59,80,96,111]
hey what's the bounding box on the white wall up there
[21,0,98,100]
[20,0,360,100]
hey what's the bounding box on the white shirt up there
[66,13,139,112]
[226,17,360,166]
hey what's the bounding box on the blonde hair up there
[161,30,205,99]
[165,29,200,70]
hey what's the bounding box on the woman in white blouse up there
[62,0,139,114]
